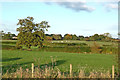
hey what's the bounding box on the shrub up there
[2,45,16,50]
[40,46,91,53]
[101,47,118,54]
[2,41,16,44]
[51,43,87,47]
[90,42,101,54]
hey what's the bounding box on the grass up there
[52,40,118,47]
[1,40,118,78]
[2,50,117,74]
[2,65,112,78]
[0,40,17,42]
[1,40,118,47]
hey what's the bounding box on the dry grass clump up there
[88,70,111,78]
[2,66,113,78]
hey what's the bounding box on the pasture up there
[1,40,118,78]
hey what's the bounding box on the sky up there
[0,0,118,38]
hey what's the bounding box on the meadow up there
[1,40,118,78]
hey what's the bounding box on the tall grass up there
[2,64,117,78]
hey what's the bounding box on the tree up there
[11,34,16,37]
[72,34,78,40]
[88,33,112,41]
[1,31,16,40]
[103,33,112,41]
[103,33,111,37]
[45,36,52,40]
[99,35,106,41]
[0,30,5,38]
[3,32,12,40]
[16,17,50,49]
[52,34,62,40]
[78,35,84,40]
[64,34,72,40]
[94,34,100,40]
[85,36,90,41]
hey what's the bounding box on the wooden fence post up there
[32,63,34,78]
[112,65,114,78]
[20,67,22,78]
[70,64,72,78]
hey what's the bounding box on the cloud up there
[105,3,118,11]
[55,2,95,12]
[45,1,95,12]
[0,0,118,12]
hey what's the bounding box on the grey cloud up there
[56,2,95,12]
[45,1,95,12]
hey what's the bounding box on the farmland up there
[1,40,118,78]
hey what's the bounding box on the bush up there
[41,46,91,53]
[16,46,22,49]
[2,41,16,44]
[102,45,111,46]
[90,42,101,54]
[51,43,87,47]
[101,47,118,54]
[2,45,16,50]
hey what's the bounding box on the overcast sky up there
[0,0,118,38]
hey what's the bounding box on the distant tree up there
[2,32,12,40]
[85,36,90,41]
[52,34,62,40]
[89,34,103,41]
[103,33,112,41]
[11,34,16,37]
[64,34,72,40]
[92,34,100,41]
[78,35,84,40]
[88,33,112,41]
[99,35,106,41]
[45,36,52,40]
[72,34,78,40]
[0,30,5,38]
[16,17,50,49]
[103,33,111,37]
[0,30,16,40]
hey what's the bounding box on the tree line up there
[0,30,117,42]
[0,31,16,40]
[45,33,115,41]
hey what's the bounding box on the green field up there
[52,40,118,47]
[2,50,117,74]
[1,40,118,76]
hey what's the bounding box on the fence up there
[30,63,115,78]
